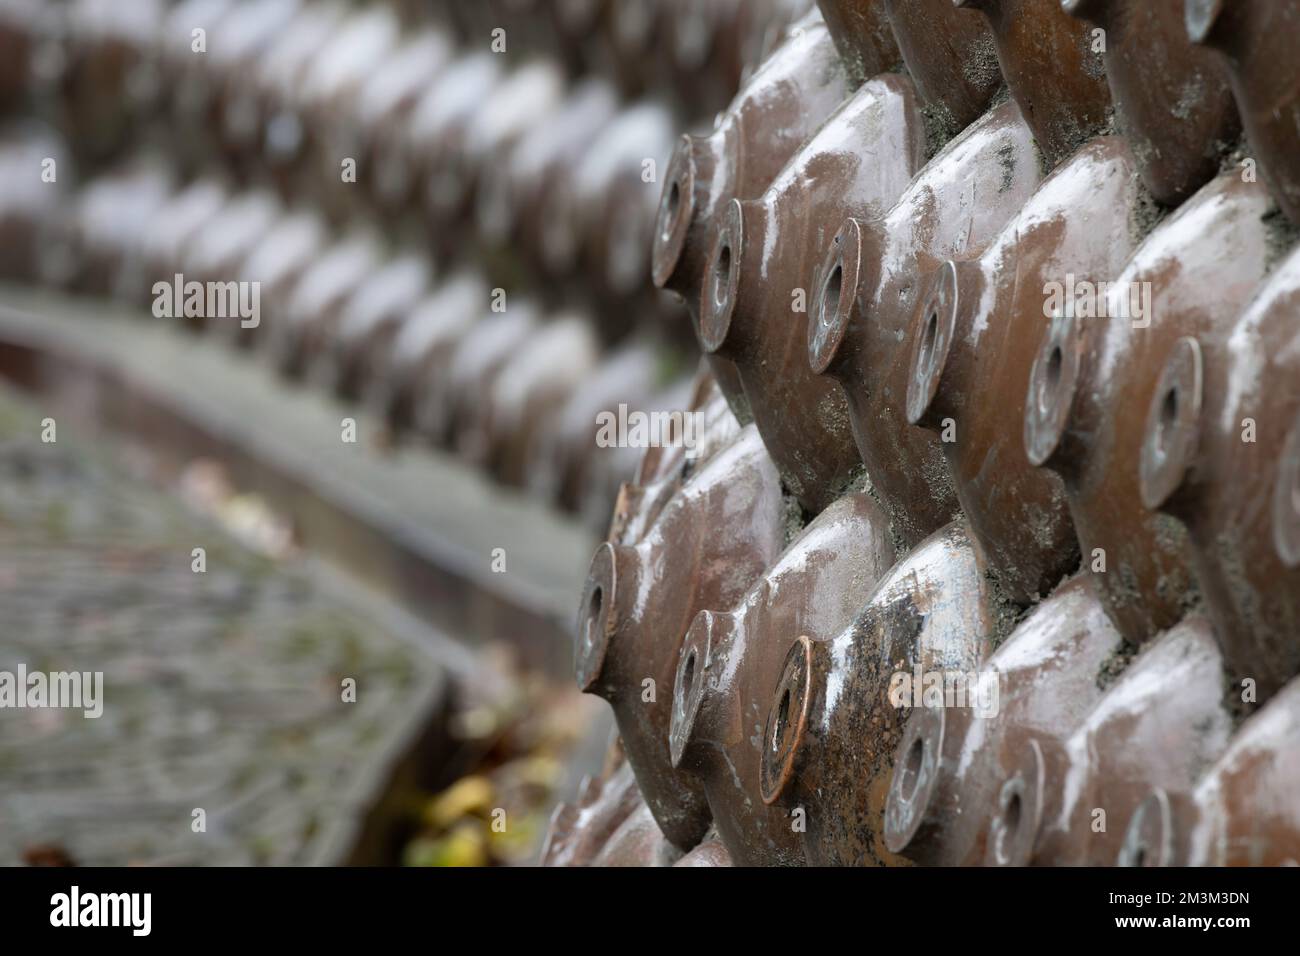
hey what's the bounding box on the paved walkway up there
[0,382,449,865]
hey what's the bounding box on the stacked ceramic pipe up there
[550,0,1300,866]
[0,0,816,532]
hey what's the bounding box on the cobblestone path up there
[0,384,448,865]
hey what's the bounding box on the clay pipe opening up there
[806,216,869,379]
[652,133,707,293]
[1117,788,1178,867]
[697,198,746,355]
[668,609,726,770]
[983,738,1046,866]
[882,702,949,859]
[759,635,821,806]
[574,542,624,694]
[1138,336,1203,511]
[1024,307,1084,469]
[905,259,962,429]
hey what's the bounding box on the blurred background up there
[0,0,809,866]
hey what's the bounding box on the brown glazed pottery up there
[425,60,566,244]
[465,315,599,485]
[985,614,1233,866]
[590,799,683,867]
[653,11,854,419]
[1024,171,1279,644]
[809,98,1040,547]
[576,425,785,850]
[180,190,282,334]
[697,73,927,514]
[673,830,734,867]
[476,77,619,267]
[525,341,663,513]
[353,30,456,209]
[1138,244,1300,700]
[670,492,897,865]
[541,759,644,867]
[1062,0,1239,206]
[956,0,1110,167]
[367,271,491,427]
[225,208,329,350]
[269,231,385,378]
[905,136,1146,604]
[0,126,70,284]
[606,367,743,548]
[320,253,433,400]
[408,296,537,443]
[814,0,899,85]
[1188,0,1300,225]
[135,179,228,304]
[1122,677,1300,867]
[69,161,175,297]
[881,0,1001,136]
[883,574,1122,865]
[760,520,998,865]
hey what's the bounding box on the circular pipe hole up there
[582,585,603,654]
[771,687,791,754]
[711,241,732,312]
[901,735,925,802]
[819,261,843,333]
[1036,344,1064,418]
[920,310,939,374]
[662,179,681,244]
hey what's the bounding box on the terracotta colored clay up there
[1138,244,1300,699]
[809,99,1040,546]
[883,574,1122,865]
[956,0,1110,167]
[881,0,1001,136]
[1122,677,1300,867]
[670,492,897,866]
[1188,0,1300,225]
[905,136,1146,603]
[760,520,998,865]
[1062,0,1239,205]
[1024,171,1278,644]
[576,425,785,850]
[697,74,927,513]
[986,614,1233,866]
